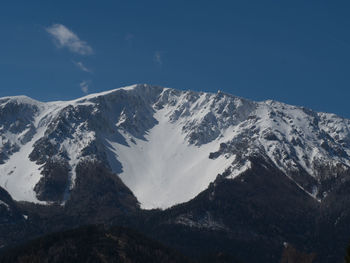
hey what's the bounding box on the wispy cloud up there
[73,61,92,73]
[80,80,90,94]
[46,24,93,55]
[154,51,163,66]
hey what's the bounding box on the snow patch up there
[107,108,235,209]
[226,161,252,179]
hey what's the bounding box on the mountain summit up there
[0,84,350,209]
[2,84,350,262]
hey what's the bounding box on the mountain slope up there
[132,158,320,263]
[1,85,350,262]
[1,84,350,209]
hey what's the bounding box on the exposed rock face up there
[0,97,40,164]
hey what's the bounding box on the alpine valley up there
[1,84,350,262]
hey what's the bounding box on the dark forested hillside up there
[0,225,192,263]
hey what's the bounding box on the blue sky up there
[1,1,350,118]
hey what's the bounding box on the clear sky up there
[1,1,350,118]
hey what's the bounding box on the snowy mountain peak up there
[1,85,350,208]
[0,95,42,106]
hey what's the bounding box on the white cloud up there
[154,51,162,65]
[73,61,92,73]
[46,24,93,55]
[80,80,90,94]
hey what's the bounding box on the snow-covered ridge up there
[0,84,350,208]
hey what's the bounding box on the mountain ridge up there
[1,84,350,208]
[2,84,350,262]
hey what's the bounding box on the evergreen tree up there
[345,243,350,263]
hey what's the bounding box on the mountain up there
[1,84,349,207]
[1,84,350,262]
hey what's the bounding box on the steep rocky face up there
[0,97,42,164]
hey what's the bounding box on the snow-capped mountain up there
[1,84,350,209]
